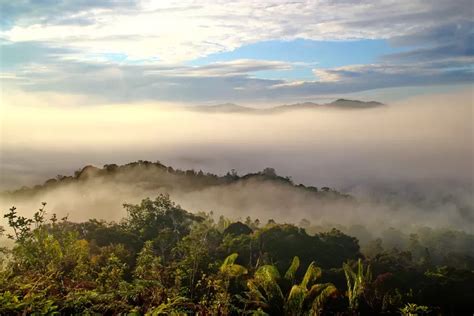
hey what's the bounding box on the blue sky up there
[190,39,400,67]
[189,39,404,81]
[0,0,472,104]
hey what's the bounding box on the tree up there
[123,194,202,243]
[174,220,222,299]
[261,168,277,177]
[223,222,253,236]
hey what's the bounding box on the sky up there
[0,0,473,105]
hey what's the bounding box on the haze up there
[1,90,472,188]
[0,89,472,234]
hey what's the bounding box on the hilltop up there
[2,160,349,201]
[190,99,385,113]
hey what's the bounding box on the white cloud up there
[2,56,471,104]
[313,69,341,82]
[145,59,292,77]
[1,0,472,102]
[2,0,470,62]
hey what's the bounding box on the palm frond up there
[343,259,371,310]
[285,284,306,315]
[220,253,238,271]
[220,253,248,277]
[253,265,284,306]
[255,265,281,283]
[247,280,268,303]
[284,256,300,283]
[222,264,248,277]
[309,283,337,315]
[300,262,322,289]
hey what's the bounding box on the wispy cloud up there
[2,0,471,62]
[2,57,471,103]
[0,0,472,103]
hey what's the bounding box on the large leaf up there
[343,259,371,310]
[253,265,284,307]
[285,285,306,315]
[220,253,238,271]
[255,265,281,283]
[306,283,337,314]
[284,256,300,283]
[247,280,268,304]
[220,253,248,277]
[251,308,270,316]
[221,264,248,277]
[300,262,322,289]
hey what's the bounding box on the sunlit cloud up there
[0,0,472,102]
[2,0,472,62]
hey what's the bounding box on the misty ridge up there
[1,158,473,249]
[187,99,385,113]
[0,89,473,246]
[2,161,473,314]
[1,90,472,192]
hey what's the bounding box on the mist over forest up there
[2,90,472,229]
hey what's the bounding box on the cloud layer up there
[0,90,472,232]
[2,0,471,61]
[1,89,472,188]
[1,0,472,102]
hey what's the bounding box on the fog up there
[0,89,473,233]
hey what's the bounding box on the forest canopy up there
[1,194,473,315]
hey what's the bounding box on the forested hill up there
[189,99,385,114]
[1,182,473,314]
[1,162,474,314]
[2,160,351,201]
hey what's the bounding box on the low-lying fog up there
[0,89,472,233]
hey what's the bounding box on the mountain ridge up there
[190,99,385,114]
[1,160,350,201]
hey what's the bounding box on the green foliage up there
[400,303,431,316]
[124,193,202,242]
[343,258,372,311]
[0,290,59,315]
[134,240,163,280]
[245,257,337,315]
[220,253,248,278]
[284,256,300,283]
[144,296,191,315]
[0,196,473,314]
[300,262,322,289]
[97,254,126,291]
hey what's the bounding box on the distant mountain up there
[189,99,385,114]
[268,102,321,113]
[189,103,255,113]
[327,99,384,109]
